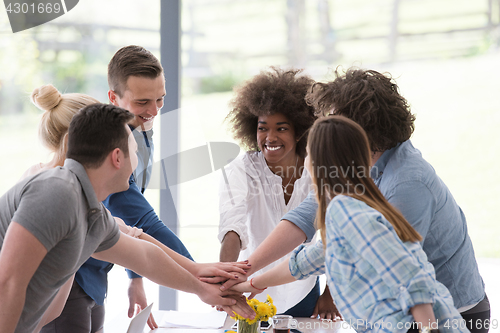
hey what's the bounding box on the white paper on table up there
[159,310,227,329]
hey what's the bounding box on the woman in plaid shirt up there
[233,116,468,333]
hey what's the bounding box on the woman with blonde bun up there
[22,84,100,178]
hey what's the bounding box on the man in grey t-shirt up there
[0,104,239,333]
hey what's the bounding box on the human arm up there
[103,178,194,270]
[246,220,307,275]
[104,179,193,326]
[230,240,327,297]
[311,285,343,321]
[127,278,157,329]
[0,222,48,333]
[115,215,143,238]
[410,303,438,330]
[217,160,252,282]
[220,220,307,290]
[220,192,316,291]
[91,233,255,318]
[247,191,317,272]
[138,231,249,279]
[230,259,297,298]
[220,231,242,262]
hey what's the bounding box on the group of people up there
[0,44,490,333]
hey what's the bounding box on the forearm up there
[220,231,241,262]
[410,303,437,329]
[138,233,197,274]
[251,258,296,289]
[94,237,204,296]
[134,243,204,294]
[246,220,306,274]
[139,233,249,283]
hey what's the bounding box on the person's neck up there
[371,151,384,166]
[267,154,302,179]
[43,154,66,169]
[85,168,114,202]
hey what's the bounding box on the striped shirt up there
[289,195,469,333]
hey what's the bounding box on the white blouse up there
[218,151,317,313]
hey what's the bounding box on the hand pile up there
[195,260,256,319]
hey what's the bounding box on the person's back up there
[374,139,484,310]
[321,195,466,333]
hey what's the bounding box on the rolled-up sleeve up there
[289,240,326,280]
[333,198,436,315]
[281,191,318,242]
[218,159,250,250]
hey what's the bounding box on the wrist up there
[245,259,257,275]
[250,278,267,291]
[185,260,199,276]
[129,277,143,287]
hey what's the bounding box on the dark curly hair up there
[305,67,416,152]
[226,67,316,158]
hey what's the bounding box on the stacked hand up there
[228,278,264,299]
[196,260,256,319]
[196,260,343,321]
[194,261,250,283]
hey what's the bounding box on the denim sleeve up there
[104,176,193,278]
[281,191,317,242]
[385,180,435,239]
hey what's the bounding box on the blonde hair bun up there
[31,84,63,111]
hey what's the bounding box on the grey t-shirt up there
[0,159,120,333]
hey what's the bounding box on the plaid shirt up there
[289,195,469,333]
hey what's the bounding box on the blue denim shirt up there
[282,140,485,310]
[75,128,192,305]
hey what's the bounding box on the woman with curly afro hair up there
[218,67,338,318]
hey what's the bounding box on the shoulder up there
[226,152,265,176]
[384,141,436,184]
[241,151,263,166]
[20,163,43,179]
[327,195,381,225]
[328,195,367,213]
[23,168,80,198]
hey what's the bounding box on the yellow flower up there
[231,295,277,324]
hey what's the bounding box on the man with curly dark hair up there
[226,68,489,332]
[219,67,340,319]
[305,68,415,153]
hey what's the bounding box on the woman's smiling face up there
[257,113,297,167]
